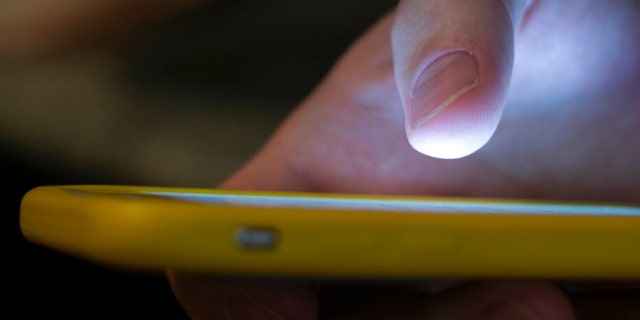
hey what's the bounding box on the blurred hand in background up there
[0,0,204,59]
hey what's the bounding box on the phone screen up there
[140,190,640,216]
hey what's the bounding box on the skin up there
[3,0,637,318]
[170,0,640,318]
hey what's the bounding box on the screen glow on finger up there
[407,116,498,159]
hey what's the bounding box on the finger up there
[417,281,574,320]
[320,281,574,320]
[168,271,318,320]
[391,0,531,159]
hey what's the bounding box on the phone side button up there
[234,227,279,250]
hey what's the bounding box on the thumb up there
[392,0,530,159]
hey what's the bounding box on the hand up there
[0,0,203,58]
[169,0,640,319]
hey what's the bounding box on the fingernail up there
[409,51,479,131]
[481,299,543,320]
[229,294,285,320]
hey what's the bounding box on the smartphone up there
[19,185,640,280]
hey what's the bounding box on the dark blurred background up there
[4,0,395,318]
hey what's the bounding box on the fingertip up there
[406,84,503,159]
[392,0,523,159]
[407,119,497,159]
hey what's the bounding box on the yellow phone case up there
[20,185,640,279]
